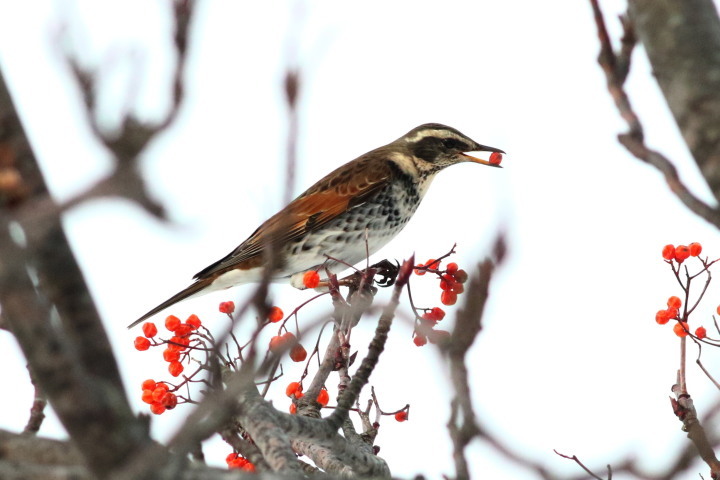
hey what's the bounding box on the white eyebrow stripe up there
[405,129,461,143]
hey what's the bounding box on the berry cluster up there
[134,314,203,378]
[415,259,468,306]
[662,242,702,263]
[269,331,307,362]
[655,295,692,337]
[412,258,467,346]
[134,300,300,416]
[140,379,178,415]
[656,243,710,340]
[285,381,330,413]
[226,453,255,472]
[413,307,450,347]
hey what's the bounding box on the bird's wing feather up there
[193,155,395,279]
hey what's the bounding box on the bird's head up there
[396,123,505,173]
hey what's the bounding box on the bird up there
[128,123,504,328]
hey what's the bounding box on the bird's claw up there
[369,259,400,287]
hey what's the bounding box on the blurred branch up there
[64,0,197,219]
[445,236,505,480]
[553,451,609,480]
[0,63,155,477]
[589,0,720,229]
[0,1,199,474]
[628,0,720,202]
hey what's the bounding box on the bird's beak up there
[460,144,505,168]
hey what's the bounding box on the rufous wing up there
[193,153,396,280]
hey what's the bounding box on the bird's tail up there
[127,278,214,329]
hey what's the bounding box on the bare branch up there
[628,0,720,202]
[0,63,154,478]
[590,0,720,229]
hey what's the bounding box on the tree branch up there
[628,0,720,202]
[0,65,153,479]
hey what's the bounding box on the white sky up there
[2,1,720,479]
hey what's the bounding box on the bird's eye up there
[442,138,464,150]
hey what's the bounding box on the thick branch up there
[0,67,152,478]
[590,0,720,229]
[628,0,720,201]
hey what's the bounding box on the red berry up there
[317,388,330,407]
[174,324,192,337]
[165,315,181,332]
[269,335,284,352]
[289,403,297,414]
[454,269,469,284]
[142,322,158,338]
[152,384,169,402]
[168,336,189,351]
[689,242,702,257]
[489,152,502,165]
[425,258,440,270]
[420,313,438,326]
[150,391,164,403]
[696,326,708,339]
[414,263,426,275]
[141,379,157,391]
[665,307,679,319]
[303,270,320,289]
[430,307,446,321]
[168,361,184,377]
[290,344,307,362]
[673,322,689,337]
[161,392,178,409]
[163,348,181,363]
[228,454,249,469]
[150,403,166,415]
[662,244,676,261]
[422,307,446,323]
[667,296,682,309]
[134,336,151,351]
[286,381,302,398]
[141,389,154,404]
[219,301,235,314]
[674,245,691,262]
[440,290,457,306]
[395,411,408,422]
[268,306,284,323]
[655,309,671,325]
[446,262,459,274]
[413,335,427,347]
[186,314,201,329]
[270,332,296,353]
